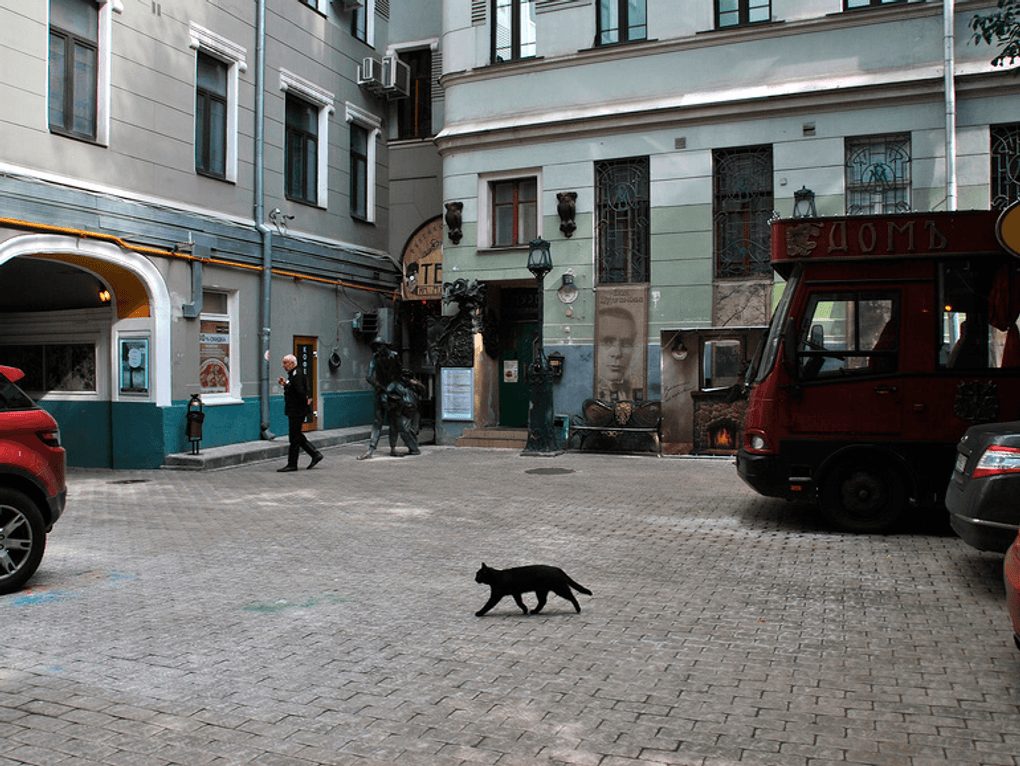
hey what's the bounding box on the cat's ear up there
[481,562,487,569]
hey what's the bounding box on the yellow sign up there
[996,200,1020,258]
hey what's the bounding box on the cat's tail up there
[567,577,592,596]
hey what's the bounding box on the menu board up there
[441,367,474,421]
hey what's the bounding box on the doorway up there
[293,336,318,431]
[498,287,540,428]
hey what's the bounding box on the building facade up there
[0,0,417,467]
[433,0,1020,452]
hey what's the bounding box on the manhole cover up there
[107,479,150,485]
[524,467,575,476]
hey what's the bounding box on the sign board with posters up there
[119,338,149,394]
[441,367,474,421]
[199,320,231,394]
[594,284,649,402]
[402,216,444,300]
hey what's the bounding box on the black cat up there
[474,563,592,616]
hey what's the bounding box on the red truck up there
[737,210,1020,532]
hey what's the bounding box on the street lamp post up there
[523,238,561,456]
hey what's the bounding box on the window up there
[196,52,227,179]
[397,49,433,140]
[491,178,537,247]
[1,343,97,393]
[713,146,773,279]
[351,123,369,219]
[49,0,98,141]
[845,0,905,8]
[991,123,1020,211]
[281,70,334,208]
[285,95,318,204]
[845,134,910,215]
[798,292,899,379]
[199,291,236,397]
[345,102,382,222]
[716,0,769,28]
[596,157,650,284]
[937,259,1020,371]
[352,0,375,45]
[492,0,536,62]
[597,0,646,45]
[189,23,246,183]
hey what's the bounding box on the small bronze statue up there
[358,337,423,459]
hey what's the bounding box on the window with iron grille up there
[397,49,433,140]
[845,134,910,215]
[49,0,98,141]
[596,157,650,284]
[597,0,647,45]
[991,124,1020,211]
[492,0,536,62]
[285,94,318,205]
[716,0,770,28]
[196,52,228,179]
[491,178,537,247]
[713,146,773,279]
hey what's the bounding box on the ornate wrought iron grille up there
[713,146,773,279]
[991,123,1020,211]
[596,157,650,284]
[845,134,910,215]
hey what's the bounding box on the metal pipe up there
[255,0,274,440]
[944,0,958,211]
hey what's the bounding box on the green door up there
[499,321,537,427]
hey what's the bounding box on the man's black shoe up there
[308,454,323,469]
[277,465,298,472]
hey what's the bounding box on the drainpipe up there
[944,0,958,211]
[255,0,274,440]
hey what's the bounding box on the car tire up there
[0,488,47,595]
[819,459,906,534]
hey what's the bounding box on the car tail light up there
[972,445,1020,479]
[36,429,61,449]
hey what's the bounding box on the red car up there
[0,365,66,594]
[1007,532,1020,652]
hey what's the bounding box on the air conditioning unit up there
[352,311,379,339]
[381,54,411,99]
[357,57,383,91]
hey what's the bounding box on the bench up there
[569,398,662,455]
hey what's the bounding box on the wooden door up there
[293,336,318,431]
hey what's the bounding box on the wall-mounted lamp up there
[99,289,111,304]
[547,350,564,379]
[792,186,817,218]
[556,272,579,304]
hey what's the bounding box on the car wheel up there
[819,460,906,534]
[0,488,47,595]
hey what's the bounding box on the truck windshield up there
[748,266,800,386]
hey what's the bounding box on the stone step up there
[455,427,528,450]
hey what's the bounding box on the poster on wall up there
[594,284,649,402]
[119,338,149,394]
[441,367,474,421]
[199,320,231,394]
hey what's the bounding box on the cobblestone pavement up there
[2,444,1018,766]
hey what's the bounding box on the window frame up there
[844,0,906,9]
[991,123,1020,211]
[715,0,770,29]
[195,52,228,180]
[491,0,537,63]
[396,48,433,140]
[477,169,543,250]
[198,290,241,403]
[280,70,334,209]
[712,145,774,280]
[797,290,900,379]
[345,102,382,223]
[597,0,647,46]
[595,156,651,285]
[48,0,115,145]
[491,178,538,248]
[189,23,246,184]
[352,0,376,46]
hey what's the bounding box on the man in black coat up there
[277,354,323,472]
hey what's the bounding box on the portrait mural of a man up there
[595,285,649,401]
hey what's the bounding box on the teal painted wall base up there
[41,390,375,469]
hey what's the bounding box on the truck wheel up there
[0,488,47,595]
[819,460,905,533]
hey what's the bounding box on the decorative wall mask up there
[444,201,464,245]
